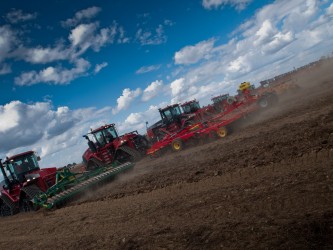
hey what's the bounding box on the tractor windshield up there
[7,153,40,177]
[92,126,118,146]
[182,101,200,114]
[161,105,182,122]
[212,94,229,104]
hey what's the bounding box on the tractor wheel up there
[258,96,269,108]
[171,139,183,152]
[216,126,228,138]
[119,145,142,162]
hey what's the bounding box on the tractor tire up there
[20,185,43,212]
[216,126,228,138]
[258,95,269,108]
[258,92,278,108]
[119,145,142,162]
[171,139,183,152]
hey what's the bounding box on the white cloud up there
[112,88,142,114]
[5,9,37,23]
[170,78,185,97]
[0,100,115,167]
[94,62,108,74]
[14,58,91,86]
[18,44,70,64]
[169,0,333,105]
[0,63,11,75]
[0,25,17,62]
[118,104,166,134]
[142,80,164,102]
[69,23,98,47]
[61,6,101,27]
[136,24,167,45]
[328,3,333,15]
[174,39,215,65]
[69,21,125,54]
[202,0,252,11]
[136,64,161,74]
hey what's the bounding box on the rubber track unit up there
[21,185,43,199]
[0,195,18,216]
[42,162,133,209]
[120,145,142,162]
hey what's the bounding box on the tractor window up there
[182,105,191,114]
[8,154,39,176]
[102,127,118,144]
[162,109,173,121]
[171,106,182,116]
[190,102,200,112]
[94,131,106,147]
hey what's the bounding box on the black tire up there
[171,139,183,152]
[258,95,269,108]
[258,92,278,108]
[119,145,142,162]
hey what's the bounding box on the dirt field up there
[0,60,333,249]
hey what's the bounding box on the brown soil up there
[1,60,333,249]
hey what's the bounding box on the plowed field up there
[1,61,333,249]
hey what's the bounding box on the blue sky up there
[1,0,333,168]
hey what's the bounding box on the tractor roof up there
[159,104,180,111]
[181,99,198,106]
[211,94,229,101]
[6,150,35,162]
[89,124,115,134]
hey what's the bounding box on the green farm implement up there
[33,161,134,209]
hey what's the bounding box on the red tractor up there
[82,123,148,170]
[0,151,57,216]
[181,99,217,121]
[146,104,197,143]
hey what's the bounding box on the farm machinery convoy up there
[146,82,278,156]
[0,123,147,216]
[0,81,282,216]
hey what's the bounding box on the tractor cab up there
[159,104,183,126]
[89,124,119,148]
[181,100,201,114]
[2,151,41,184]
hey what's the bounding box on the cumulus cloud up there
[136,64,161,74]
[17,44,71,64]
[136,25,166,45]
[170,0,333,104]
[94,62,108,74]
[69,21,126,54]
[5,9,37,23]
[14,58,91,86]
[202,0,252,11]
[174,39,215,65]
[0,101,82,152]
[0,63,11,75]
[112,88,142,114]
[61,6,101,27]
[142,80,164,101]
[118,104,166,134]
[0,25,17,62]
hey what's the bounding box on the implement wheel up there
[216,126,228,138]
[171,139,183,152]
